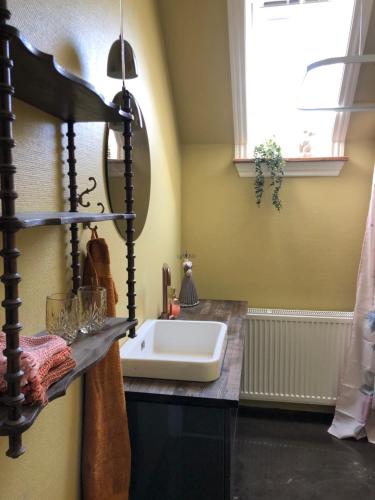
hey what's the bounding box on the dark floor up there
[232,407,375,500]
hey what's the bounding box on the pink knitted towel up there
[23,351,76,405]
[0,332,76,404]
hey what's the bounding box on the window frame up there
[227,0,373,176]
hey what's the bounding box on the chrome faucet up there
[160,263,171,319]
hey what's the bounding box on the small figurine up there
[179,252,199,307]
[299,130,314,158]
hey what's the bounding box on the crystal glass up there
[78,286,107,334]
[46,293,79,344]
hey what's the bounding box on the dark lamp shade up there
[107,37,138,79]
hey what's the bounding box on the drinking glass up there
[46,293,79,344]
[77,286,107,334]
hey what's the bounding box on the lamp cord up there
[120,0,125,86]
[359,0,363,55]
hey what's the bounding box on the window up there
[228,0,372,166]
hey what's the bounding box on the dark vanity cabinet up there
[127,398,238,500]
[124,299,248,500]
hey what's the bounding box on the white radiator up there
[241,308,353,405]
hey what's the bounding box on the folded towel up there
[0,332,76,405]
[23,352,76,405]
[0,332,68,383]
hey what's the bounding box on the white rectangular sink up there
[120,319,228,382]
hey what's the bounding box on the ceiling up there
[157,0,375,145]
[157,0,233,144]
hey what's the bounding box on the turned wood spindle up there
[66,121,81,294]
[122,89,136,338]
[0,0,25,458]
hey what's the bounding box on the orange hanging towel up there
[82,229,131,500]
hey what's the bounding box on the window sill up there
[234,157,348,177]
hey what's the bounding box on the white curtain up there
[329,168,375,442]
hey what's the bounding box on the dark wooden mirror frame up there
[104,93,151,242]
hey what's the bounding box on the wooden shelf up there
[4,25,132,123]
[0,211,136,229]
[0,7,138,457]
[0,317,137,436]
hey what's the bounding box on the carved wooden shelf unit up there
[0,1,137,458]
[0,318,137,436]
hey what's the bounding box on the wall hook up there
[77,177,105,230]
[83,202,105,231]
[77,177,97,208]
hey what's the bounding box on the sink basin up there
[120,319,228,382]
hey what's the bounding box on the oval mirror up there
[104,94,151,241]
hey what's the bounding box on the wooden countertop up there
[124,299,248,408]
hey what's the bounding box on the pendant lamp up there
[299,0,374,112]
[299,55,375,112]
[107,0,138,80]
[107,38,138,80]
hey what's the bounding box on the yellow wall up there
[0,0,181,498]
[1,0,374,496]
[158,0,233,144]
[182,140,375,311]
[158,0,375,313]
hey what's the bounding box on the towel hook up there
[77,177,97,208]
[77,177,105,230]
[84,202,105,231]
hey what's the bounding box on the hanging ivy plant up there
[253,138,285,210]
